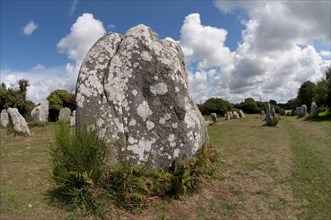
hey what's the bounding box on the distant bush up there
[49,123,220,215]
[198,98,232,116]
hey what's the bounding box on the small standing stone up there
[210,113,217,123]
[265,103,278,126]
[7,107,31,136]
[300,105,307,117]
[31,100,49,123]
[59,107,71,123]
[0,109,9,128]
[225,112,231,120]
[233,111,240,119]
[309,102,318,119]
[295,107,301,115]
[239,110,245,118]
[70,110,76,127]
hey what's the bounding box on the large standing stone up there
[59,107,71,123]
[239,110,245,118]
[265,103,278,126]
[31,100,49,122]
[7,107,31,136]
[210,113,217,123]
[75,24,208,169]
[0,109,9,127]
[309,102,318,119]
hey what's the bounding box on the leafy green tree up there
[244,97,259,113]
[269,100,277,106]
[313,67,331,109]
[47,89,75,121]
[198,98,232,116]
[0,80,35,120]
[297,81,316,111]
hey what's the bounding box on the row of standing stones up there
[208,110,246,125]
[295,102,319,118]
[0,101,76,136]
[0,25,322,169]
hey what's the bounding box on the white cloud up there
[320,50,331,58]
[57,13,106,76]
[69,0,79,16]
[1,13,107,103]
[32,64,45,71]
[1,66,74,103]
[180,13,233,69]
[184,1,331,104]
[23,20,38,36]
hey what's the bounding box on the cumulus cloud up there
[57,13,106,76]
[1,13,107,103]
[23,20,38,36]
[180,13,233,69]
[1,66,75,103]
[320,50,331,58]
[184,1,330,104]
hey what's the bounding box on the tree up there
[0,80,35,120]
[244,97,259,113]
[47,89,75,121]
[18,79,30,99]
[297,81,316,111]
[314,67,331,109]
[198,98,232,116]
[269,100,277,106]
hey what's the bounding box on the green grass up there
[284,117,331,219]
[0,115,330,219]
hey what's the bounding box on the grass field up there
[0,114,330,219]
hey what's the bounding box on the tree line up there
[1,67,330,119]
[199,67,331,116]
[0,80,75,122]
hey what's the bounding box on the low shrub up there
[49,122,220,215]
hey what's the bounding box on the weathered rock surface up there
[1,109,9,127]
[233,111,240,119]
[309,102,318,119]
[239,110,245,118]
[265,103,277,126]
[300,105,307,116]
[31,100,49,122]
[70,110,76,127]
[225,111,233,120]
[210,113,217,123]
[7,107,31,136]
[59,107,71,123]
[75,24,208,169]
[295,107,300,115]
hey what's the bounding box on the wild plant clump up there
[49,122,220,215]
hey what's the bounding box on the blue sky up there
[1,0,330,104]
